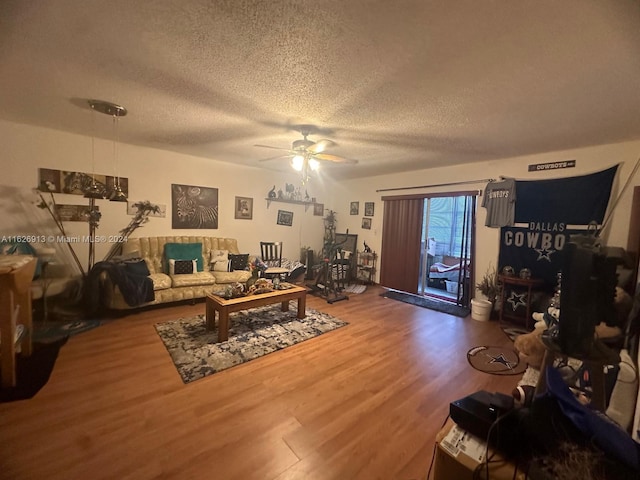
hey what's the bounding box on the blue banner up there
[498,165,618,290]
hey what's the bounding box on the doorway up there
[419,194,476,307]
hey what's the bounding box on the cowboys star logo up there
[534,247,555,262]
[507,291,527,311]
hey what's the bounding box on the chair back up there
[260,242,283,267]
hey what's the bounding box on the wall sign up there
[527,160,576,172]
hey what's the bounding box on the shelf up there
[356,250,377,285]
[265,198,319,212]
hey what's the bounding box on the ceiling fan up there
[254,125,357,182]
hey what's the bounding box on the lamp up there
[85,99,128,201]
[291,153,320,184]
[84,99,128,269]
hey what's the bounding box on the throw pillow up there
[124,258,150,277]
[164,242,203,272]
[228,253,249,271]
[169,259,197,275]
[210,249,229,272]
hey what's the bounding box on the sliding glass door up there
[419,194,476,306]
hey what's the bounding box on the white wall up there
[332,140,640,294]
[3,117,638,292]
[1,119,328,273]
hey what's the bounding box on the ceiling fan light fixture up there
[291,155,304,171]
[309,158,320,171]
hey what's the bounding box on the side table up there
[498,275,544,329]
[0,255,37,388]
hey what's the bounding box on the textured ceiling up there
[1,0,639,179]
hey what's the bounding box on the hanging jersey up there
[482,178,516,227]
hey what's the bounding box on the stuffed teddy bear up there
[513,325,547,369]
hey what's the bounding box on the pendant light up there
[86,99,128,201]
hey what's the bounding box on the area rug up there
[467,345,527,376]
[33,320,104,344]
[500,322,531,343]
[343,284,367,294]
[155,305,348,383]
[0,336,68,402]
[381,289,470,318]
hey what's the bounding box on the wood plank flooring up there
[0,286,521,480]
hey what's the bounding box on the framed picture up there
[350,201,359,215]
[362,217,372,230]
[277,210,294,226]
[171,183,219,229]
[55,204,97,222]
[364,202,375,217]
[234,196,253,220]
[127,201,166,218]
[335,232,358,256]
[39,167,129,197]
[313,203,324,216]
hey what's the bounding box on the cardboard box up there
[434,419,526,480]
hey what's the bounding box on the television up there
[557,241,618,357]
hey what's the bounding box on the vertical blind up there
[379,197,424,293]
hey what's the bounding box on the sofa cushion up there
[212,270,252,284]
[149,273,172,291]
[164,242,203,272]
[171,271,217,288]
[210,249,229,272]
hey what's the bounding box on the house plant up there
[472,264,501,321]
[476,264,500,304]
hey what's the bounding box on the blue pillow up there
[164,243,203,272]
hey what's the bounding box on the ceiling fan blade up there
[308,139,337,154]
[259,154,292,162]
[254,144,291,151]
[313,153,358,164]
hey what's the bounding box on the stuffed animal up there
[532,306,559,330]
[513,325,547,369]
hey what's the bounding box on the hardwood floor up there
[0,286,520,480]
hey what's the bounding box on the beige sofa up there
[102,236,252,310]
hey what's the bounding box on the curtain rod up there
[376,178,495,193]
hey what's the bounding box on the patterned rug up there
[467,345,527,376]
[500,321,532,342]
[343,283,367,294]
[155,305,348,383]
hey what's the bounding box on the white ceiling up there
[1,0,639,180]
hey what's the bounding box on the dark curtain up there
[380,198,424,293]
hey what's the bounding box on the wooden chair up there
[259,242,289,280]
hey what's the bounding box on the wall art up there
[234,196,253,220]
[38,168,129,197]
[127,201,166,217]
[313,203,324,216]
[277,210,294,226]
[171,183,218,229]
[350,201,359,215]
[364,202,375,217]
[55,204,97,222]
[362,217,372,230]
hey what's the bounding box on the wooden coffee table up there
[205,284,307,342]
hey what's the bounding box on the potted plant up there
[476,264,500,304]
[472,265,501,321]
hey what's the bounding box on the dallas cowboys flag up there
[498,165,618,318]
